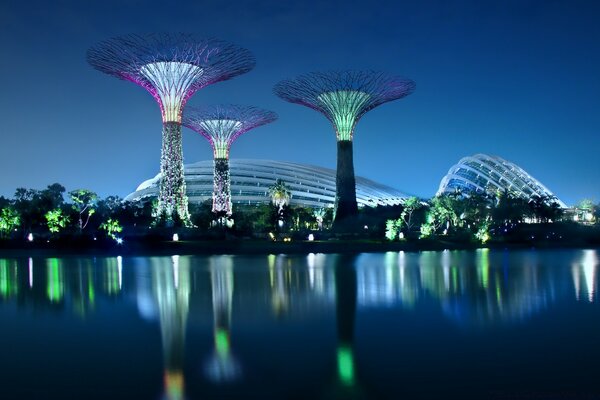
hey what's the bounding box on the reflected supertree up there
[87,34,255,224]
[321,254,368,399]
[183,105,277,222]
[152,256,191,400]
[204,256,241,382]
[274,71,415,225]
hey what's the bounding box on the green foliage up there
[385,219,399,241]
[475,220,491,243]
[45,209,69,234]
[399,197,422,231]
[0,208,20,238]
[69,189,97,231]
[419,221,435,238]
[99,218,123,240]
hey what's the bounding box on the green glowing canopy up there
[317,90,371,141]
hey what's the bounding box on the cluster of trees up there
[0,181,335,241]
[385,190,598,244]
[2,181,599,244]
[0,183,154,241]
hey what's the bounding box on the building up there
[125,159,409,208]
[437,153,566,207]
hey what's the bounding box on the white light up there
[116,238,123,245]
[139,61,203,122]
[278,220,284,228]
[28,257,33,288]
[398,232,405,240]
[27,233,33,242]
[117,256,123,290]
[308,234,314,241]
[173,233,179,242]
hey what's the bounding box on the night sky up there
[1,0,599,206]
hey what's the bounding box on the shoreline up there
[1,238,599,258]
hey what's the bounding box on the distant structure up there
[87,33,255,225]
[437,153,567,207]
[125,159,410,209]
[183,106,277,219]
[274,71,415,225]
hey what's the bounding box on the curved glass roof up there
[437,154,566,207]
[126,159,409,208]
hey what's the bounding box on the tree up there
[99,218,123,240]
[314,208,326,230]
[0,207,20,239]
[269,179,291,229]
[69,189,97,232]
[269,179,291,212]
[399,197,422,231]
[45,209,69,234]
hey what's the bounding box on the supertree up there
[183,105,277,220]
[87,33,255,225]
[274,71,415,225]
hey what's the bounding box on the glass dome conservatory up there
[126,159,409,209]
[437,153,566,207]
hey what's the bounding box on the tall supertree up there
[87,33,255,225]
[183,105,277,220]
[274,71,415,225]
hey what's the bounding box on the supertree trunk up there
[158,122,191,225]
[334,140,359,224]
[213,158,232,216]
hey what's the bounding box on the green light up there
[318,90,370,141]
[215,328,230,357]
[47,258,63,302]
[88,273,95,303]
[477,249,490,289]
[337,345,355,386]
[0,260,16,298]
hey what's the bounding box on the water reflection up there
[0,250,598,398]
[205,256,241,383]
[572,249,597,302]
[152,255,190,400]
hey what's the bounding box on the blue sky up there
[0,0,599,206]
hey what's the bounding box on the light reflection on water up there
[0,249,599,399]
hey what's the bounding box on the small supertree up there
[183,105,277,220]
[87,33,255,225]
[274,71,415,225]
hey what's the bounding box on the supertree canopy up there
[87,33,255,225]
[274,70,415,224]
[183,105,277,217]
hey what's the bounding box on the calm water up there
[0,249,599,399]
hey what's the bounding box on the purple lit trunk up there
[213,158,232,216]
[334,140,358,224]
[158,121,190,225]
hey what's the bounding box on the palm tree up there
[268,180,291,229]
[268,179,290,213]
[313,208,326,230]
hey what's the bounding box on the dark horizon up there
[1,0,599,206]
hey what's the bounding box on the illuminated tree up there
[268,179,291,227]
[69,189,97,232]
[45,209,69,234]
[274,71,415,225]
[268,179,291,212]
[0,207,20,239]
[99,218,123,241]
[87,33,255,225]
[183,105,276,220]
